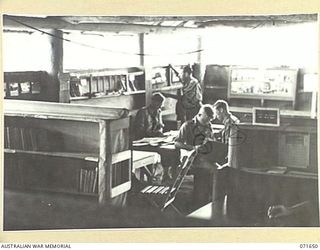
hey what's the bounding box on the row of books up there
[70,74,144,98]
[4,126,51,151]
[79,167,98,194]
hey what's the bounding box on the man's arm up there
[268,201,312,219]
[144,109,164,137]
[175,141,194,151]
[174,123,197,151]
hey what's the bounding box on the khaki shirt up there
[134,106,164,140]
[215,114,240,144]
[175,117,215,171]
[214,113,240,168]
[181,77,202,109]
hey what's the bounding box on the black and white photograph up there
[2,13,319,231]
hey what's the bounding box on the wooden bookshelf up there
[4,99,132,204]
[4,71,49,101]
[68,65,186,117]
[69,67,146,110]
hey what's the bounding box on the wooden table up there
[133,150,159,170]
[132,150,159,182]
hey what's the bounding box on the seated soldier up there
[134,93,166,140]
[174,104,216,207]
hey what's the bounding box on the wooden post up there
[98,120,112,204]
[197,35,205,88]
[144,66,153,106]
[139,33,152,106]
[139,33,145,66]
[48,29,64,102]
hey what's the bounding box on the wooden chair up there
[139,149,197,214]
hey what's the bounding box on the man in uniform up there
[174,104,216,207]
[134,92,165,140]
[181,65,202,121]
[212,100,240,221]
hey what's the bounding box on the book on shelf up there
[93,167,98,193]
[79,167,98,193]
[4,126,9,148]
[4,126,61,152]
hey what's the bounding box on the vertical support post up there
[98,120,112,204]
[144,66,153,106]
[89,75,92,98]
[197,35,205,87]
[139,33,151,106]
[139,33,145,67]
[48,29,63,102]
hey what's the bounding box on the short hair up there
[151,92,165,103]
[213,100,230,113]
[200,104,214,119]
[183,65,192,75]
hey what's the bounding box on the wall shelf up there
[4,149,99,163]
[152,84,183,92]
[230,106,314,119]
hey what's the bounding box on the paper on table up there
[133,131,178,146]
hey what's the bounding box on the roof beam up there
[58,14,317,23]
[3,15,198,34]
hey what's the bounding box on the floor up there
[4,188,212,231]
[5,169,318,230]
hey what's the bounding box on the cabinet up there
[235,123,318,172]
[228,123,318,226]
[228,67,298,104]
[4,99,132,204]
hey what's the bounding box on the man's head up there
[213,100,230,122]
[182,65,192,82]
[150,92,165,110]
[197,104,214,126]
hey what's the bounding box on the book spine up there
[13,127,22,149]
[92,167,98,193]
[84,169,88,193]
[88,169,92,193]
[79,169,83,192]
[4,127,8,148]
[29,128,37,151]
[20,127,26,150]
[6,127,10,149]
[8,127,14,149]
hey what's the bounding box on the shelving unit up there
[4,99,132,204]
[228,67,298,108]
[69,65,187,117]
[68,67,146,109]
[4,71,49,101]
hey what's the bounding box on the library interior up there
[2,14,319,229]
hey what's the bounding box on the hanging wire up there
[6,16,204,57]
